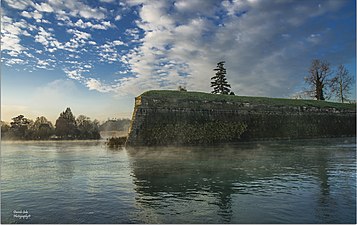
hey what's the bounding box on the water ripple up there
[1,138,356,224]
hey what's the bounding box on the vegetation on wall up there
[140,90,355,110]
[142,121,247,146]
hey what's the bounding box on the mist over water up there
[1,138,356,224]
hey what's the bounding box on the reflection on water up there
[1,138,356,223]
[127,139,356,223]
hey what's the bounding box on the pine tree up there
[211,61,231,94]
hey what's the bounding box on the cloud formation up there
[1,0,355,98]
[1,16,27,55]
[109,0,354,97]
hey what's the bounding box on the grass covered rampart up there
[126,90,356,146]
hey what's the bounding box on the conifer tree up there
[211,61,231,94]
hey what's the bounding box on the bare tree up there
[329,65,353,103]
[304,59,332,100]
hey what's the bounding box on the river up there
[1,138,356,223]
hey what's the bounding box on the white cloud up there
[112,40,125,46]
[67,28,91,40]
[63,68,85,81]
[102,21,112,27]
[74,19,91,28]
[3,0,33,10]
[55,11,71,22]
[73,19,113,30]
[20,10,43,22]
[124,27,141,41]
[35,58,56,70]
[21,11,31,18]
[40,19,51,24]
[34,27,54,47]
[79,9,103,20]
[23,51,34,58]
[33,10,43,21]
[8,0,107,23]
[111,0,353,97]
[138,1,174,30]
[4,58,26,66]
[48,0,106,20]
[34,2,54,13]
[96,40,127,63]
[1,15,27,55]
[91,24,107,29]
[37,59,49,66]
[174,0,218,18]
[114,15,121,21]
[86,78,114,93]
[60,28,94,52]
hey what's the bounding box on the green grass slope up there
[140,90,356,110]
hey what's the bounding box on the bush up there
[106,137,127,148]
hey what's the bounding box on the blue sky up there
[1,0,356,122]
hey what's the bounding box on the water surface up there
[1,138,356,223]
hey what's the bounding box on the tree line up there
[209,60,354,103]
[1,107,131,140]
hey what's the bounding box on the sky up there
[1,0,356,123]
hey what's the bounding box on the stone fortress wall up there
[126,91,356,146]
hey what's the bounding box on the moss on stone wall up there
[142,121,247,146]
